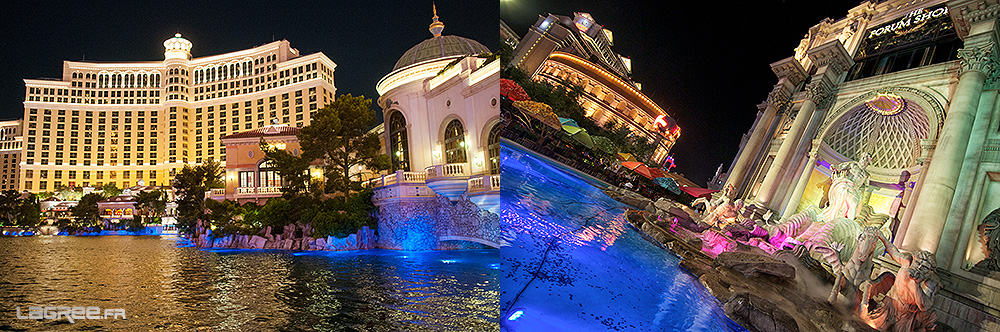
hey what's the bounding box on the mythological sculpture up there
[860,234,939,332]
[828,226,880,305]
[977,206,1000,272]
[697,184,743,229]
[820,152,870,222]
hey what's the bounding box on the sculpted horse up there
[828,226,881,305]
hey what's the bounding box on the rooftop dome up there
[823,93,930,169]
[163,33,192,60]
[391,5,489,71]
[392,35,490,71]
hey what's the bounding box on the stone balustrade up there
[425,163,467,179]
[467,174,500,194]
[257,186,282,195]
[236,187,256,195]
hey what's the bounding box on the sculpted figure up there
[861,234,939,332]
[820,153,870,222]
[698,184,743,229]
[828,226,880,305]
[977,207,1000,272]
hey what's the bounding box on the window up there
[239,171,254,188]
[388,111,409,171]
[488,124,502,174]
[443,119,467,164]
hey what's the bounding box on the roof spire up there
[429,2,445,37]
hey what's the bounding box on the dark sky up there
[502,1,861,186]
[0,0,496,123]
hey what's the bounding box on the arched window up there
[388,111,409,171]
[444,119,467,164]
[258,160,282,188]
[488,123,502,174]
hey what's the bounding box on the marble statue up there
[828,226,881,305]
[819,152,870,222]
[977,206,1000,272]
[697,184,743,229]
[860,233,939,332]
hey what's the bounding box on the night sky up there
[0,0,496,123]
[502,1,861,186]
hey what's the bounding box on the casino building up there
[20,35,336,192]
[508,13,679,164]
[725,0,1000,326]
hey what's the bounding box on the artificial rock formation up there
[376,194,507,250]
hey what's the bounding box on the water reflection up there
[0,236,498,331]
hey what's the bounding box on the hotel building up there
[20,34,336,192]
[509,13,679,164]
[0,120,23,191]
[724,0,1000,327]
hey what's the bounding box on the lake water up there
[499,142,748,331]
[0,236,498,331]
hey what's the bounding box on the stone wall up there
[376,194,505,250]
[189,220,376,251]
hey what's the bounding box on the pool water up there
[499,142,748,331]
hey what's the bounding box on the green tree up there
[297,94,390,195]
[71,193,106,230]
[204,199,243,237]
[259,138,321,199]
[102,183,123,197]
[13,195,40,228]
[0,190,21,226]
[134,190,166,224]
[172,161,224,234]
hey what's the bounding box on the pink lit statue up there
[860,233,939,332]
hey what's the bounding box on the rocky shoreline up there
[186,221,377,251]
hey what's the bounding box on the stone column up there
[944,90,998,270]
[894,140,935,248]
[755,41,853,211]
[782,147,820,217]
[726,58,805,193]
[902,38,997,254]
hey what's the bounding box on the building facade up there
[0,120,23,191]
[20,34,336,192]
[510,13,678,164]
[724,0,1000,327]
[220,123,323,204]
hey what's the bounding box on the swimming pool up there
[499,141,748,331]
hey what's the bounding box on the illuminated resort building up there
[20,34,336,192]
[0,120,23,191]
[724,0,1000,326]
[219,123,324,204]
[509,13,678,164]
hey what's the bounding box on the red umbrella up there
[648,168,667,178]
[621,161,653,179]
[679,186,719,199]
[501,79,531,101]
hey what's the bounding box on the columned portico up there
[756,41,853,212]
[726,57,804,195]
[902,28,998,255]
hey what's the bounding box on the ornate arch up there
[818,86,945,143]
[441,117,468,164]
[387,110,410,172]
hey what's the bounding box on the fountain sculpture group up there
[690,153,941,331]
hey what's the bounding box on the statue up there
[977,206,1000,272]
[828,226,880,305]
[819,152,870,222]
[697,184,743,229]
[860,234,939,332]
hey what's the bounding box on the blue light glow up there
[440,259,457,264]
[507,309,524,321]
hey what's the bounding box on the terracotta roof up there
[222,124,301,140]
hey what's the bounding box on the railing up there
[426,163,468,179]
[236,187,256,195]
[257,186,282,195]
[211,188,225,196]
[467,175,500,194]
[365,171,428,188]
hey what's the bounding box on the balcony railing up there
[425,163,468,179]
[365,170,427,188]
[258,186,282,195]
[236,187,256,195]
[467,174,500,194]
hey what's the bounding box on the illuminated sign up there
[868,6,949,39]
[575,17,593,32]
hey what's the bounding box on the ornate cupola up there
[429,3,445,37]
[163,33,193,60]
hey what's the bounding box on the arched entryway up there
[444,119,467,164]
[388,111,410,171]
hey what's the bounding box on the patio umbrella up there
[679,186,719,199]
[617,153,637,162]
[562,123,585,135]
[622,161,653,179]
[500,79,531,101]
[570,130,595,149]
[648,168,667,179]
[514,100,562,129]
[559,117,579,127]
[654,177,681,194]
